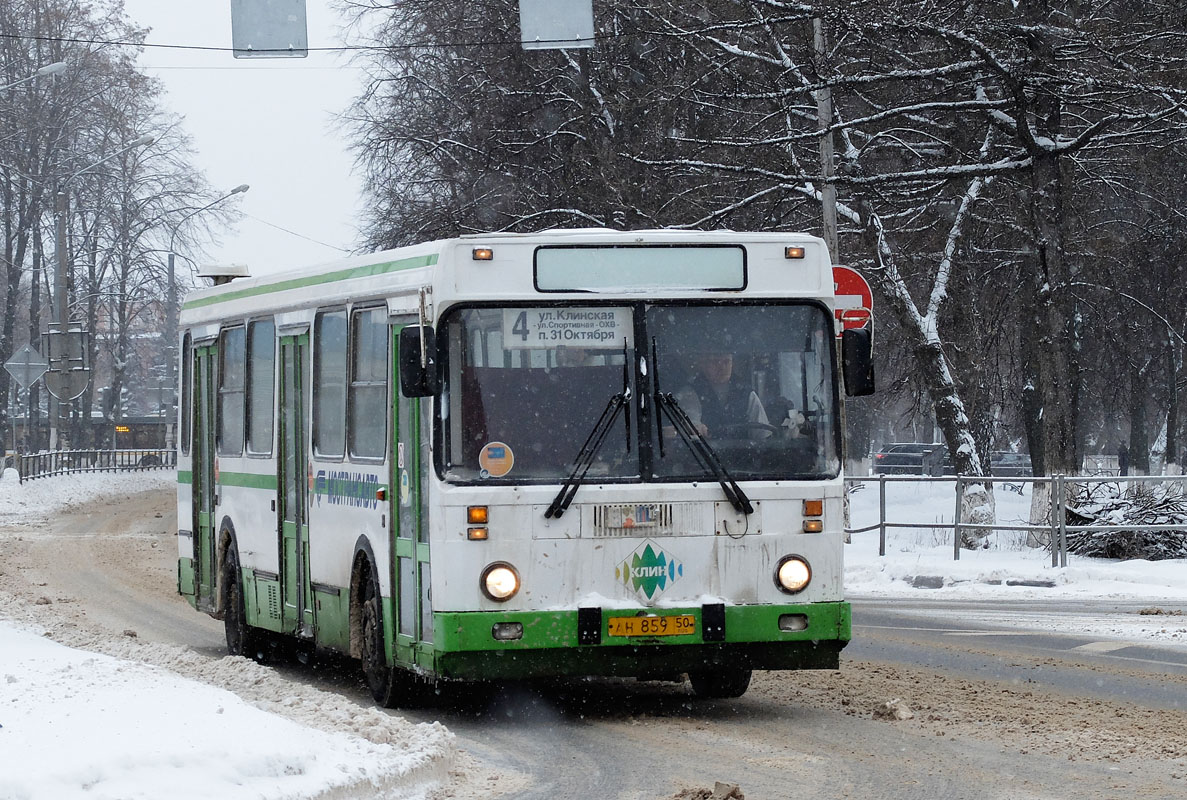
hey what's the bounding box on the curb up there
[908,575,1056,589]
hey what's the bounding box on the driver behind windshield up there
[674,350,771,440]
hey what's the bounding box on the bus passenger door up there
[392,324,433,668]
[279,333,313,637]
[192,344,218,612]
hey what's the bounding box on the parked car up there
[873,442,948,475]
[990,451,1032,477]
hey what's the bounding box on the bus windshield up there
[647,303,839,481]
[441,303,839,483]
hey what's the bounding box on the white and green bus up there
[176,229,874,705]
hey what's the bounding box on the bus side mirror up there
[841,327,875,397]
[399,326,439,397]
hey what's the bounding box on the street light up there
[164,183,250,448]
[48,133,156,449]
[0,61,67,93]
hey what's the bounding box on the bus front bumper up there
[431,601,850,681]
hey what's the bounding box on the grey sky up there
[121,1,364,278]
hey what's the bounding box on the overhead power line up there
[0,30,620,55]
[241,212,352,253]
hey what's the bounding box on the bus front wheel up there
[360,573,400,707]
[689,667,752,699]
[223,546,261,660]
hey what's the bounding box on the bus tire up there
[689,667,752,699]
[360,572,400,707]
[223,546,261,660]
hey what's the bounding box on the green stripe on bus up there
[430,602,850,680]
[178,470,193,484]
[433,601,851,653]
[218,471,278,490]
[182,253,439,310]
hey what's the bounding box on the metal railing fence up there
[16,449,176,483]
[845,473,1187,566]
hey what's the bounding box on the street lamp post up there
[48,133,155,449]
[0,61,67,93]
[164,183,250,448]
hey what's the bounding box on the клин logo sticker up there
[616,540,683,602]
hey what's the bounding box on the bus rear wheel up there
[223,546,261,659]
[689,667,752,699]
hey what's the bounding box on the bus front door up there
[192,344,218,613]
[278,333,313,637]
[392,324,433,668]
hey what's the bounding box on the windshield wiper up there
[651,338,754,515]
[544,340,632,519]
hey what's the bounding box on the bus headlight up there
[775,555,811,594]
[481,562,520,601]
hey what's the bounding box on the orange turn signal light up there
[785,246,806,259]
[472,247,494,261]
[467,506,488,524]
[802,499,823,517]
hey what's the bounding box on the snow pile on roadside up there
[0,619,446,800]
[0,591,455,799]
[0,467,176,526]
[846,479,1187,602]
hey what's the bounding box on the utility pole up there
[166,251,177,449]
[814,17,838,265]
[49,188,67,449]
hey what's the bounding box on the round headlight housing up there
[481,562,520,602]
[775,555,812,594]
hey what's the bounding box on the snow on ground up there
[845,478,1187,647]
[0,617,444,800]
[0,466,176,524]
[2,468,1186,797]
[846,477,1187,606]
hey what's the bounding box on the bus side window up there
[218,326,246,456]
[349,308,388,460]
[246,319,275,456]
[181,333,192,456]
[314,309,348,459]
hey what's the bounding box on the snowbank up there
[0,619,445,800]
[0,468,177,526]
[846,479,1187,602]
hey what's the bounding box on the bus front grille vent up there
[592,503,690,537]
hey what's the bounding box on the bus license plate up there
[607,614,696,638]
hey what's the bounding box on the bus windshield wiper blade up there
[546,339,633,520]
[544,387,631,519]
[650,336,753,515]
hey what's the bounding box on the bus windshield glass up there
[441,303,839,483]
[647,303,840,481]
[443,306,637,482]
